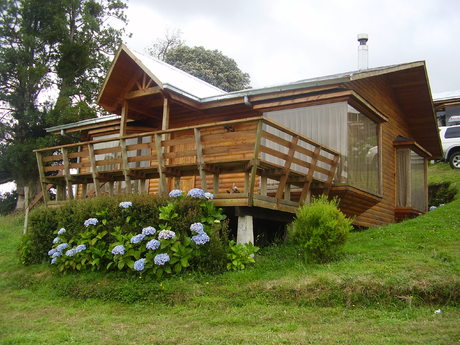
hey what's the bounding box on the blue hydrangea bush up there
[44,189,238,277]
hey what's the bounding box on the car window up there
[445,127,460,139]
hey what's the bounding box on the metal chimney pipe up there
[357,33,369,70]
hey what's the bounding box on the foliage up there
[428,181,457,207]
[0,0,127,207]
[148,31,250,92]
[21,190,257,276]
[164,45,250,92]
[287,195,353,263]
[0,190,17,215]
[226,240,259,271]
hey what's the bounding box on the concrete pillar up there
[237,215,254,244]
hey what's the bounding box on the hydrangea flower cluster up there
[84,218,98,227]
[168,189,183,198]
[56,243,69,252]
[51,251,62,258]
[190,222,210,245]
[187,188,205,198]
[158,230,176,240]
[65,248,76,257]
[53,237,61,244]
[204,192,214,200]
[57,228,66,235]
[48,248,57,256]
[119,201,132,208]
[112,245,125,255]
[130,234,145,244]
[142,226,156,236]
[75,244,87,253]
[154,253,170,266]
[146,239,160,251]
[190,222,204,234]
[192,233,210,245]
[134,258,146,271]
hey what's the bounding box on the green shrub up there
[287,195,352,263]
[428,182,457,207]
[20,189,257,276]
[226,240,259,271]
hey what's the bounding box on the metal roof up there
[46,114,121,133]
[130,49,227,99]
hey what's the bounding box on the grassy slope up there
[0,164,459,345]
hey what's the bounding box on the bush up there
[428,182,457,207]
[0,191,17,215]
[20,189,257,276]
[287,195,352,263]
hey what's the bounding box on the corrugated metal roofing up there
[129,49,227,99]
[46,115,121,133]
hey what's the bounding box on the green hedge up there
[19,192,257,275]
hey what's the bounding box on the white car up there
[439,125,460,169]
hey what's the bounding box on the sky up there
[1,0,459,194]
[125,0,460,94]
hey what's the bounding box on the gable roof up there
[97,44,226,110]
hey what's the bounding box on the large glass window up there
[396,148,426,212]
[264,101,380,194]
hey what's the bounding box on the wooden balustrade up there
[34,117,340,212]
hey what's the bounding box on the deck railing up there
[35,117,340,213]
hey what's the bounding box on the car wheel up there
[449,152,460,169]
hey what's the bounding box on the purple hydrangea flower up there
[168,189,183,198]
[134,258,146,271]
[154,253,170,266]
[204,192,214,200]
[111,245,125,255]
[56,243,69,252]
[192,233,210,245]
[65,248,76,257]
[75,244,87,253]
[130,233,145,244]
[84,218,98,227]
[187,188,205,198]
[48,248,57,256]
[119,201,132,208]
[190,222,204,234]
[142,226,156,236]
[51,257,57,265]
[52,251,62,258]
[158,230,176,240]
[57,228,66,235]
[146,239,160,251]
[53,237,61,244]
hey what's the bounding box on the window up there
[264,101,381,194]
[445,127,460,139]
[396,148,426,212]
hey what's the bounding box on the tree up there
[147,28,184,61]
[148,31,250,92]
[0,0,128,209]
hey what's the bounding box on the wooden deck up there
[34,117,340,213]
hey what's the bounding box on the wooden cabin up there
[35,44,442,238]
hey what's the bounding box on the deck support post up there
[237,215,254,245]
[35,151,49,206]
[155,133,167,195]
[62,148,74,200]
[120,138,132,194]
[248,120,263,206]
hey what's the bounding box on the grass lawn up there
[0,163,459,345]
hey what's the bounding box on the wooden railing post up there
[120,138,132,194]
[87,143,100,196]
[248,120,263,206]
[35,151,49,206]
[155,133,167,195]
[62,148,74,199]
[194,128,207,191]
